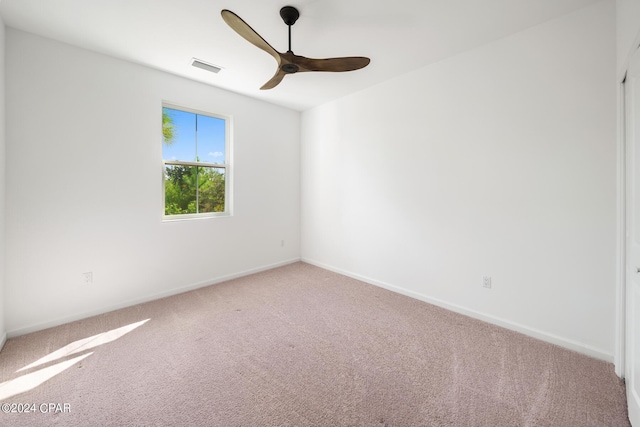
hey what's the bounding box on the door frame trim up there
[616,74,627,378]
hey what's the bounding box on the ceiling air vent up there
[191,58,222,74]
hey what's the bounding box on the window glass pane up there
[198,167,225,213]
[162,107,196,162]
[197,114,226,164]
[164,164,198,215]
[162,104,229,218]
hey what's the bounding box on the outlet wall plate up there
[482,276,492,289]
[82,272,93,284]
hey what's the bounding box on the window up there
[162,104,230,219]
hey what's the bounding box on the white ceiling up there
[0,0,600,111]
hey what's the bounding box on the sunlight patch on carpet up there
[0,319,150,401]
[18,319,150,373]
[0,352,93,401]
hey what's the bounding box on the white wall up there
[302,1,616,360]
[0,15,6,348]
[5,29,301,335]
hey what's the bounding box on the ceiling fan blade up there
[294,56,371,73]
[260,69,287,90]
[221,9,280,62]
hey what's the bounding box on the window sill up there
[162,212,231,222]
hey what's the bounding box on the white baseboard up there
[302,258,613,363]
[0,332,6,352]
[8,258,301,338]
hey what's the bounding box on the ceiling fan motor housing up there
[281,63,299,73]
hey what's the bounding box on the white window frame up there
[162,102,232,221]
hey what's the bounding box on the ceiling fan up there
[221,6,370,90]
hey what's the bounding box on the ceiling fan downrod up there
[280,6,299,53]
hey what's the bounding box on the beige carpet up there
[0,262,630,426]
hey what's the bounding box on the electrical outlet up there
[82,272,93,285]
[482,276,492,289]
